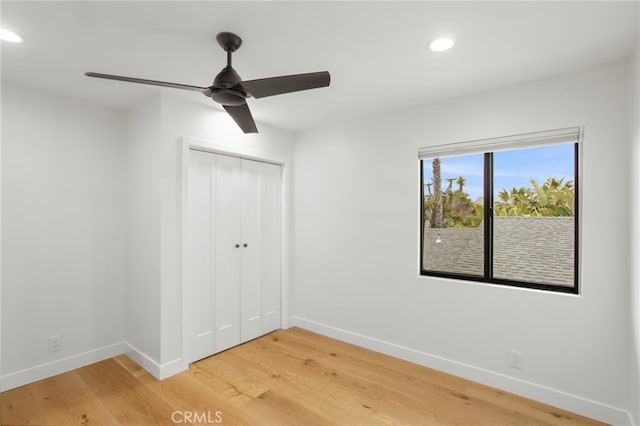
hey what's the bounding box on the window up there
[419,128,580,293]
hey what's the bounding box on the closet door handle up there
[235,244,240,248]
[243,243,248,247]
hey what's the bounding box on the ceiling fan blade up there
[223,103,258,133]
[85,72,210,94]
[238,71,330,99]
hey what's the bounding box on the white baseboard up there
[0,342,126,392]
[124,342,187,380]
[289,316,634,426]
[0,341,188,392]
[159,357,188,380]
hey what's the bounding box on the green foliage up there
[494,177,574,217]
[424,162,575,229]
[424,175,483,229]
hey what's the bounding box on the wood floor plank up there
[1,369,120,426]
[241,389,332,426]
[146,372,259,426]
[186,363,256,408]
[74,358,175,425]
[223,348,385,425]
[0,328,606,426]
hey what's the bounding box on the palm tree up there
[432,158,443,228]
[445,178,455,192]
[456,176,466,193]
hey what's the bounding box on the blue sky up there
[422,144,575,201]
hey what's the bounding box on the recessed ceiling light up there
[429,37,454,52]
[0,28,23,43]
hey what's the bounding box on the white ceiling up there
[2,1,638,133]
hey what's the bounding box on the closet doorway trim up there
[179,136,291,365]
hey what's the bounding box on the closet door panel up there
[240,159,263,342]
[186,150,216,362]
[259,162,282,334]
[213,154,242,352]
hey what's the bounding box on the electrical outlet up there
[48,335,61,353]
[508,349,523,369]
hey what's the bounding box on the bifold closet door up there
[240,159,282,342]
[212,154,243,353]
[186,149,282,363]
[187,150,242,361]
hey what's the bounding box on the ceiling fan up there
[85,32,330,133]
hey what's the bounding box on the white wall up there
[1,83,127,388]
[125,94,163,363]
[629,39,640,425]
[1,57,4,388]
[292,59,633,424]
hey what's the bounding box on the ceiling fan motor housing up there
[211,65,247,105]
[211,87,247,106]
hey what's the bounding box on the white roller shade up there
[418,126,582,159]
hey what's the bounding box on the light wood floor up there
[1,327,605,425]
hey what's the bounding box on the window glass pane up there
[422,154,485,276]
[492,144,575,287]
